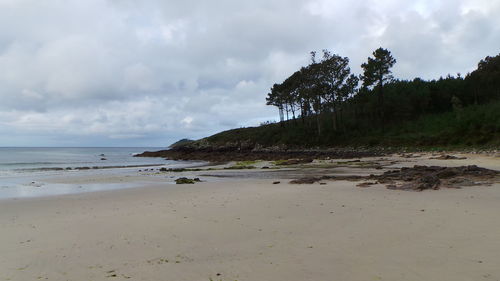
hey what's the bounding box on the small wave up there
[16,163,165,172]
[0,161,97,166]
[0,162,64,166]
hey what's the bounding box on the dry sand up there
[1,153,499,281]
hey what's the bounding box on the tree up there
[306,56,325,136]
[266,83,285,125]
[466,53,500,104]
[361,47,396,132]
[320,50,358,131]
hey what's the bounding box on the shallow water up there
[0,147,167,173]
[0,147,204,199]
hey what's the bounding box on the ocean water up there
[0,147,199,199]
[0,147,167,172]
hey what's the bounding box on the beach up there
[1,153,499,281]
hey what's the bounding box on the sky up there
[0,0,499,147]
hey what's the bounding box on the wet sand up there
[0,153,499,281]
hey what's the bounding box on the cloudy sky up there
[0,0,499,147]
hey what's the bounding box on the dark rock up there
[447,177,478,187]
[290,177,321,184]
[134,147,382,162]
[175,177,196,184]
[165,168,189,172]
[430,154,467,160]
[291,165,499,191]
[415,174,441,190]
[435,169,458,179]
[76,167,90,170]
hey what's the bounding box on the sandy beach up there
[1,153,499,281]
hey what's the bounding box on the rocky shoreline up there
[134,147,384,162]
[20,164,163,172]
[290,165,500,191]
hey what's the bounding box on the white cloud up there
[0,0,498,146]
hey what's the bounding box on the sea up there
[0,147,201,199]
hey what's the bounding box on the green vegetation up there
[169,138,194,148]
[235,160,259,166]
[224,165,256,170]
[203,100,499,149]
[193,50,500,150]
[271,160,289,165]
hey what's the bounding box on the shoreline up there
[1,152,499,280]
[134,147,385,162]
[2,151,498,200]
[135,145,499,163]
[0,160,209,200]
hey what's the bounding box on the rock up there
[134,147,382,162]
[175,177,196,184]
[290,175,363,184]
[415,174,441,190]
[276,158,313,166]
[273,181,281,184]
[400,153,418,158]
[357,182,377,187]
[435,169,458,179]
[289,165,498,191]
[378,165,498,191]
[75,167,90,170]
[447,177,478,187]
[430,154,467,160]
[290,177,319,184]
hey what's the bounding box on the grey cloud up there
[0,0,498,146]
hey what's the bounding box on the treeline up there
[265,48,500,141]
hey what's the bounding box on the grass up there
[235,160,259,166]
[224,165,256,170]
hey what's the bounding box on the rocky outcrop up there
[134,145,382,162]
[290,165,499,191]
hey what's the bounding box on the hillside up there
[198,99,500,150]
[137,51,500,161]
[135,100,499,162]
